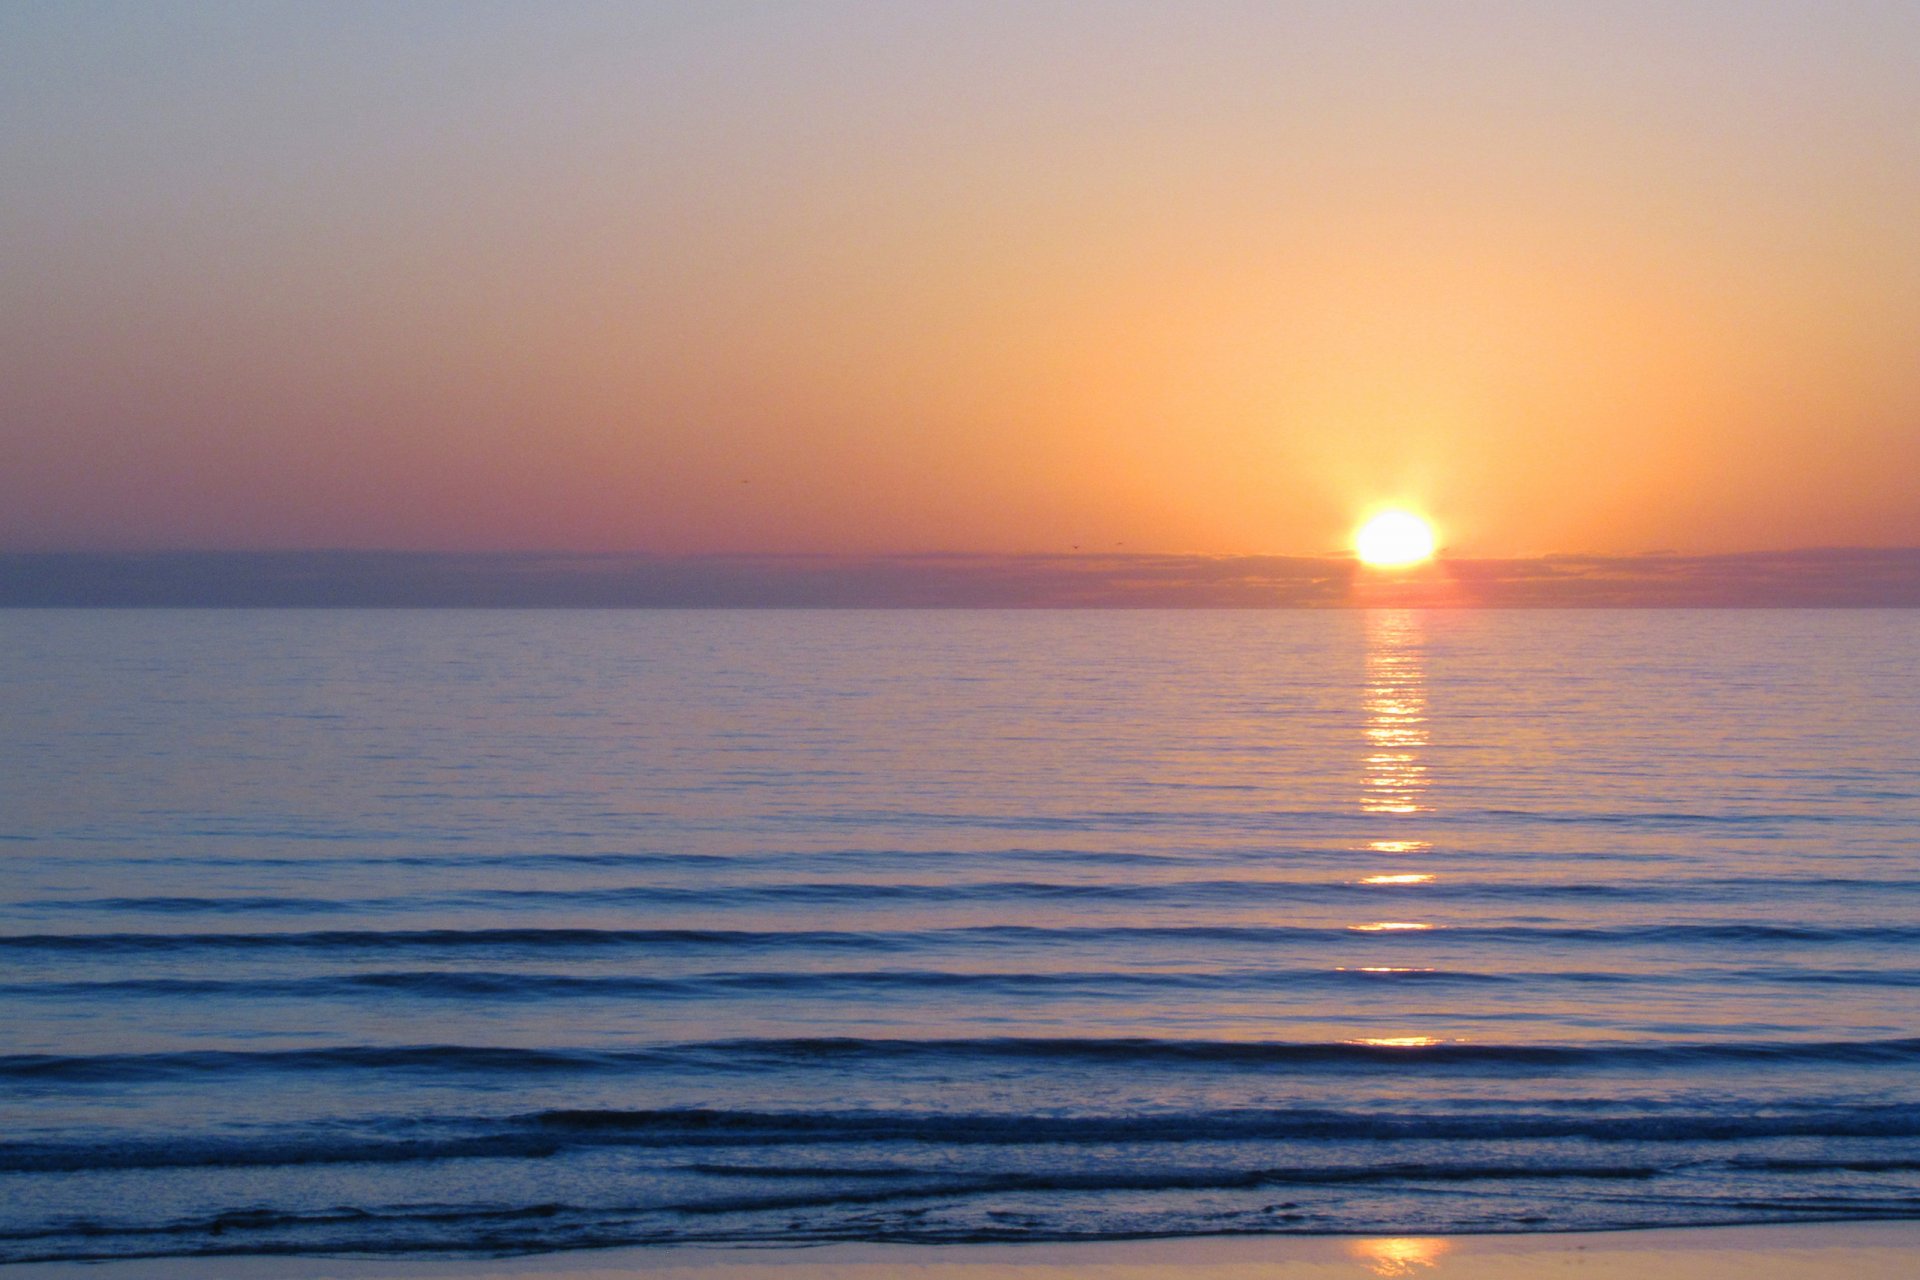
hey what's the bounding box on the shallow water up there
[1,609,1916,1261]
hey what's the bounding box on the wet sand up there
[6,1222,1918,1279]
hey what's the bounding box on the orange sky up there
[4,2,1918,557]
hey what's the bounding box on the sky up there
[4,1,1919,560]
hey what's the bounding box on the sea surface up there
[1,609,1917,1263]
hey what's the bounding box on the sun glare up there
[1354,511,1437,567]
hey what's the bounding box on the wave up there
[0,927,908,954]
[22,875,1920,915]
[0,1200,576,1248]
[7,920,1919,955]
[8,1101,1920,1173]
[11,964,1920,1002]
[523,1099,1920,1145]
[784,805,1889,830]
[40,847,1200,871]
[10,1181,1920,1267]
[7,1035,1919,1084]
[652,1160,1680,1218]
[0,966,1525,1000]
[0,966,1509,1000]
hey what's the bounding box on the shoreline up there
[7,1221,1920,1278]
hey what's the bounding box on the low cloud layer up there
[5,548,1920,608]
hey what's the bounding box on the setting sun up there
[1355,511,1438,567]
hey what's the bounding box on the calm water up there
[2,609,1918,1262]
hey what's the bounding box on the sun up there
[1354,510,1437,567]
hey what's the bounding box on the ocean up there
[1,608,1917,1263]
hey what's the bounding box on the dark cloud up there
[3,549,1919,608]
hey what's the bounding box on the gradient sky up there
[5,1,1918,557]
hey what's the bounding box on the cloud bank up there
[5,549,1920,608]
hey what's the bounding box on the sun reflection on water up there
[1361,612,1431,817]
[1348,611,1445,1050]
[1350,1236,1453,1275]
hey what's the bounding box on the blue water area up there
[1,608,1916,1262]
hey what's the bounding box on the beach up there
[5,1224,1919,1279]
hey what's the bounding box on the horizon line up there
[6,548,1920,609]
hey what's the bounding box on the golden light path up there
[1347,609,1447,1050]
[1354,510,1438,567]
